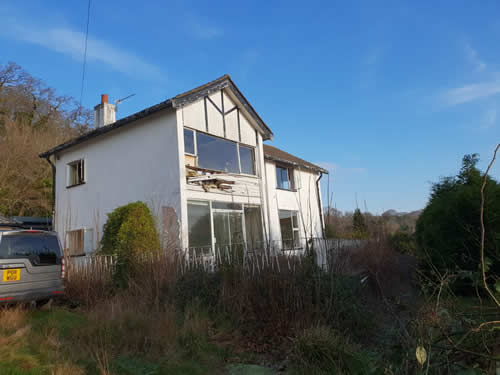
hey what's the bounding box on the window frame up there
[183,128,197,156]
[67,159,86,188]
[186,200,213,255]
[65,228,94,256]
[276,165,294,191]
[183,128,257,176]
[239,144,256,175]
[278,209,301,250]
[65,229,84,256]
[186,199,264,253]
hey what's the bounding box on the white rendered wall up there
[54,109,181,252]
[265,161,324,245]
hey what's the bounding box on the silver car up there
[0,227,64,304]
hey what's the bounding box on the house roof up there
[40,74,273,158]
[263,144,328,174]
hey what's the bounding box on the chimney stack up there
[94,94,116,128]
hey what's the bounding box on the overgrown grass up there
[0,304,229,375]
[2,241,498,374]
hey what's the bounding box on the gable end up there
[172,75,273,141]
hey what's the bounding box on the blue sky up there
[1,0,499,213]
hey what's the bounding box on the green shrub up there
[389,230,416,255]
[117,204,160,258]
[100,202,160,286]
[101,202,140,254]
[416,154,500,284]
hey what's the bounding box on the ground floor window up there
[244,205,263,249]
[65,228,94,256]
[279,210,300,250]
[187,200,264,253]
[187,201,212,251]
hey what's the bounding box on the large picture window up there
[197,132,239,173]
[279,210,300,249]
[183,128,256,175]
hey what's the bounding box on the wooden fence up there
[65,238,364,276]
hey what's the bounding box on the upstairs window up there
[67,159,85,187]
[197,132,239,173]
[239,146,255,175]
[276,165,293,190]
[183,128,256,175]
[184,128,195,155]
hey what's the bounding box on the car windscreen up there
[0,233,61,265]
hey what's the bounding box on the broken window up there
[184,128,256,175]
[184,128,195,154]
[239,146,255,175]
[279,210,300,249]
[276,165,293,190]
[66,229,84,256]
[67,159,85,187]
[244,205,263,249]
[66,228,93,256]
[187,201,212,250]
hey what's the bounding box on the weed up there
[290,326,379,375]
[0,306,28,333]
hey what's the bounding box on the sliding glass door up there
[213,211,244,252]
[187,200,264,254]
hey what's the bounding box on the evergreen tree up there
[416,154,500,280]
[352,208,368,238]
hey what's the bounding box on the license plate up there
[3,269,20,282]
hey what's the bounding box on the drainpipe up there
[262,152,272,248]
[43,155,56,231]
[316,172,325,239]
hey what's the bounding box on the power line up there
[78,0,91,116]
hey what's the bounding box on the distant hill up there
[382,209,423,218]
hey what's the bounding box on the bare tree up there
[0,62,92,216]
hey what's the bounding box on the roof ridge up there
[173,74,231,100]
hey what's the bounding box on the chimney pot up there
[101,94,108,104]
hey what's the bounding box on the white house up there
[40,75,327,256]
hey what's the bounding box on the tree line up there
[0,62,92,217]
